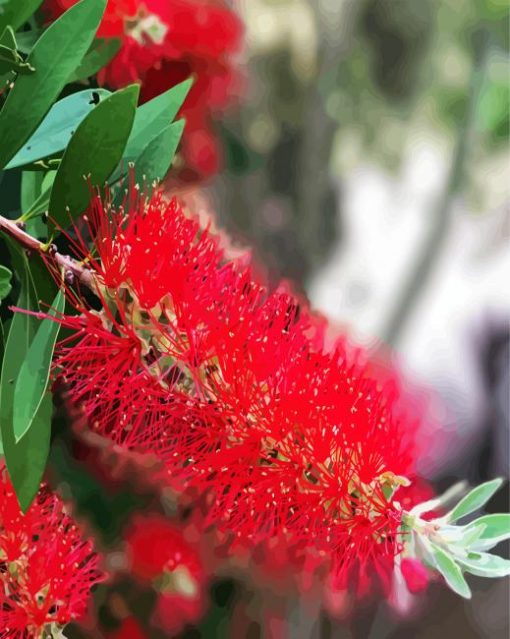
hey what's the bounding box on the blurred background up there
[38,0,508,637]
[202,0,509,636]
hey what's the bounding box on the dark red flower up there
[43,0,244,178]
[42,187,432,598]
[0,464,103,638]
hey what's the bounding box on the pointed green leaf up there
[467,514,510,551]
[460,522,487,547]
[0,265,12,302]
[5,89,111,169]
[48,84,139,231]
[0,255,52,511]
[118,79,191,169]
[134,119,185,187]
[0,0,44,32]
[68,38,121,83]
[430,544,471,599]
[13,290,64,441]
[457,551,510,578]
[0,0,107,169]
[447,478,504,522]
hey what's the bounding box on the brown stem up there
[0,214,95,289]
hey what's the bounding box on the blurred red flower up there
[124,514,207,632]
[43,0,243,179]
[0,464,103,638]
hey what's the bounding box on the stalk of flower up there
[0,463,103,639]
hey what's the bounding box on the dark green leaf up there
[0,0,107,169]
[21,170,44,214]
[0,43,34,75]
[68,38,121,83]
[430,544,471,599]
[134,119,185,187]
[13,290,63,441]
[447,478,504,522]
[0,0,44,33]
[49,84,139,231]
[0,264,12,301]
[5,89,111,170]
[121,79,191,166]
[0,254,51,511]
[23,170,56,220]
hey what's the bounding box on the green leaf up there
[48,84,139,231]
[447,478,504,522]
[133,119,185,187]
[467,514,510,552]
[430,544,471,599]
[457,551,510,579]
[24,170,56,219]
[0,0,44,33]
[21,171,44,214]
[460,522,487,547]
[0,255,52,511]
[13,290,64,441]
[0,0,107,169]
[119,79,191,168]
[0,264,12,302]
[68,38,121,83]
[0,41,34,75]
[5,89,111,170]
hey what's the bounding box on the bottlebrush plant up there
[0,1,508,638]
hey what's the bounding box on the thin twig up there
[0,214,95,289]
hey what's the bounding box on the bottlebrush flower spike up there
[45,187,431,598]
[0,464,103,638]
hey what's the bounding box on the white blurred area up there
[309,134,510,477]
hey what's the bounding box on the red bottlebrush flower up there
[43,0,244,178]
[0,464,103,638]
[124,515,206,632]
[43,187,433,599]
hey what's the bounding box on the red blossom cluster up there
[46,187,432,600]
[0,464,103,638]
[43,0,243,178]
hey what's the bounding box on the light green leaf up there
[0,265,12,302]
[460,523,487,547]
[0,0,107,169]
[48,84,139,231]
[134,119,185,187]
[68,37,121,83]
[5,89,111,169]
[467,514,510,551]
[0,0,44,33]
[447,478,504,522]
[430,544,471,599]
[115,79,191,175]
[13,290,64,441]
[457,551,510,578]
